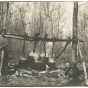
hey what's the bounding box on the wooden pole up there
[5,34,84,42]
[78,41,88,85]
[23,33,27,54]
[23,38,25,54]
[52,42,54,58]
[33,33,40,52]
[72,2,78,63]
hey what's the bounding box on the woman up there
[0,29,8,76]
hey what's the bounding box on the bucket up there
[48,58,57,70]
[19,57,28,69]
[28,56,35,69]
[34,62,46,71]
[40,57,48,64]
[48,63,56,69]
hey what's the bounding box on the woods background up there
[0,2,88,65]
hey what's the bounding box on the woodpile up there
[14,67,66,79]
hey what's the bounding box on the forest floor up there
[0,72,85,87]
[0,55,86,87]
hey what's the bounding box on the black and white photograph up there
[0,1,87,86]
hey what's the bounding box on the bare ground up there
[0,74,85,87]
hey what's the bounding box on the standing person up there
[0,29,8,76]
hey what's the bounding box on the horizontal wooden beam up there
[4,34,84,42]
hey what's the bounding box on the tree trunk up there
[72,2,78,63]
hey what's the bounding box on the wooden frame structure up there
[4,1,83,61]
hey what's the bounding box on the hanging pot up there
[48,58,57,70]
[19,56,28,70]
[28,56,35,69]
[40,57,48,65]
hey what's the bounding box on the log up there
[4,34,84,42]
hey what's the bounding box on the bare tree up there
[78,4,88,60]
[1,2,68,59]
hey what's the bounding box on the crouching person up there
[65,62,79,79]
[0,30,8,76]
[63,62,82,86]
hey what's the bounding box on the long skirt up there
[0,47,9,76]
